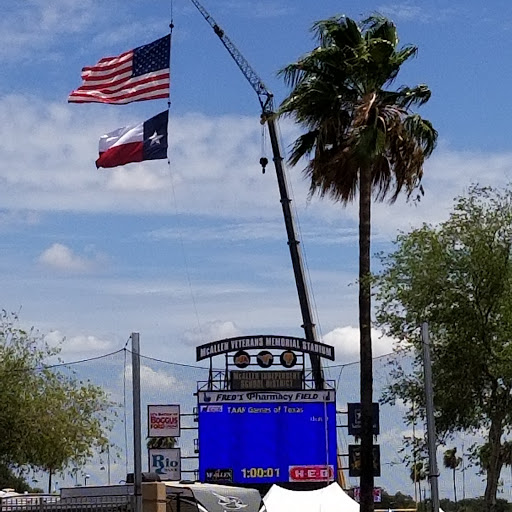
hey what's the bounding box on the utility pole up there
[132,333,142,512]
[421,322,440,512]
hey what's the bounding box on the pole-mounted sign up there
[148,404,180,438]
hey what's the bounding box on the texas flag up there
[96,110,168,169]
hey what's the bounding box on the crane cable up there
[260,125,268,173]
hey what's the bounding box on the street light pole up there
[132,333,142,512]
[107,445,111,486]
[100,445,112,485]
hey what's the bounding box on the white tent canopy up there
[263,482,359,512]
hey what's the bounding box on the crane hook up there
[259,157,268,174]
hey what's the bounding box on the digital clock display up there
[198,390,337,484]
[241,467,280,479]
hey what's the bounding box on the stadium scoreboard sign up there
[198,390,337,485]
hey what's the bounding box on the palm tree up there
[443,447,462,506]
[410,461,427,506]
[278,14,437,511]
[147,436,177,449]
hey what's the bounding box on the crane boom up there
[190,0,325,389]
[189,0,273,114]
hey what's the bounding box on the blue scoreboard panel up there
[198,390,337,485]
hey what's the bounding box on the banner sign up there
[348,444,381,477]
[196,335,335,361]
[148,405,180,437]
[347,402,380,436]
[148,448,181,481]
[198,390,334,404]
[288,465,335,482]
[230,370,303,391]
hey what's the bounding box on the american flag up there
[68,35,170,104]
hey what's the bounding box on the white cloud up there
[45,330,117,356]
[2,95,512,248]
[323,326,395,362]
[0,0,97,60]
[124,364,184,393]
[38,243,103,273]
[182,320,242,347]
[370,145,512,238]
[146,221,359,246]
[376,2,456,23]
[0,210,40,230]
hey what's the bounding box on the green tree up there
[379,490,416,510]
[375,185,512,512]
[0,464,33,493]
[443,448,462,506]
[278,13,436,511]
[0,311,115,491]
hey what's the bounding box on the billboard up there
[198,390,337,484]
[148,448,181,480]
[148,404,180,437]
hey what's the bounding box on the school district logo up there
[257,350,273,368]
[233,350,251,368]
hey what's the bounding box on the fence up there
[0,495,132,512]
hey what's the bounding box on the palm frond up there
[311,16,362,51]
[393,45,418,65]
[361,14,398,44]
[288,131,318,167]
[383,84,431,110]
[404,114,438,157]
[279,12,436,206]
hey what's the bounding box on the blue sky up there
[3,0,512,499]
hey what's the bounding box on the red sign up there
[148,405,180,437]
[150,413,178,429]
[353,487,382,503]
[288,465,334,482]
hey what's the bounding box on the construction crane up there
[189,0,325,389]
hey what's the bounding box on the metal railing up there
[0,495,133,512]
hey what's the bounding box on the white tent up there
[263,482,359,512]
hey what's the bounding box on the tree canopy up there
[0,311,115,486]
[375,185,512,512]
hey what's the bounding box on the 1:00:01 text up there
[241,467,280,478]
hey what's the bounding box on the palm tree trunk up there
[453,468,457,505]
[359,163,374,512]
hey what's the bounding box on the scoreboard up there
[198,390,337,485]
